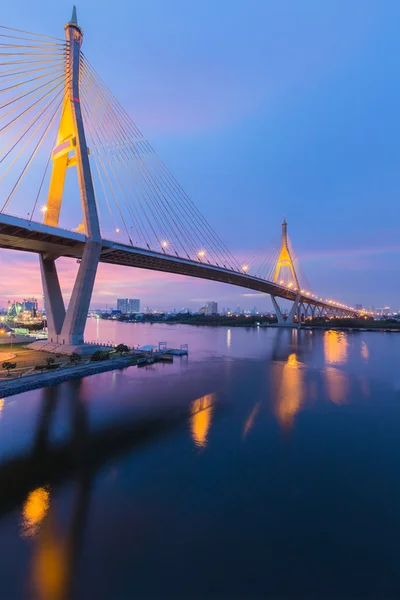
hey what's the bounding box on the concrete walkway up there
[0,354,139,399]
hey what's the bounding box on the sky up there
[0,0,399,312]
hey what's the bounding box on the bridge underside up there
[0,214,357,340]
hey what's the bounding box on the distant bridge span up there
[0,212,356,318]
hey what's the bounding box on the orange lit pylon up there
[273,219,300,290]
[44,7,96,237]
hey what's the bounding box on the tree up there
[2,361,16,376]
[46,357,55,368]
[115,343,129,355]
[70,352,81,365]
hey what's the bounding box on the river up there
[1,322,400,599]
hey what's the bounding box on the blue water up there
[0,322,400,599]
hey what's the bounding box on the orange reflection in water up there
[276,353,303,430]
[324,331,348,365]
[31,516,67,600]
[190,393,215,448]
[243,402,261,439]
[21,487,50,538]
[324,367,348,404]
[0,398,4,417]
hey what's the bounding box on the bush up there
[2,361,16,376]
[91,350,110,362]
[115,343,130,354]
[70,352,81,365]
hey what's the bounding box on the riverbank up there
[0,353,142,398]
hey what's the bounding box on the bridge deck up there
[0,213,349,313]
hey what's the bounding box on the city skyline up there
[0,1,398,309]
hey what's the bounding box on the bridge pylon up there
[40,8,101,347]
[271,219,301,326]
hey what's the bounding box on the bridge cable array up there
[0,26,67,218]
[79,55,242,272]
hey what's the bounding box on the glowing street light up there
[40,205,48,214]
[198,250,205,259]
[161,241,168,249]
[242,265,249,272]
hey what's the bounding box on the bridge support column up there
[28,9,103,352]
[287,294,300,324]
[60,241,101,345]
[40,255,66,343]
[37,9,101,349]
[271,294,300,326]
[271,295,285,325]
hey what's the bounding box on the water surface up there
[1,322,400,599]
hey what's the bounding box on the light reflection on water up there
[242,401,261,439]
[0,323,399,599]
[324,366,349,405]
[21,487,50,538]
[275,353,303,430]
[361,340,369,360]
[190,393,215,448]
[324,330,348,365]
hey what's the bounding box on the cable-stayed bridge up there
[0,10,370,348]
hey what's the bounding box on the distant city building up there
[355,304,362,311]
[23,297,38,312]
[7,300,22,317]
[128,299,140,313]
[4,297,42,323]
[199,306,206,315]
[117,298,141,314]
[205,301,218,315]
[117,298,128,314]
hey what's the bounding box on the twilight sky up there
[0,0,399,311]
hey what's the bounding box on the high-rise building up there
[128,299,140,313]
[117,298,141,314]
[355,304,362,311]
[117,298,128,313]
[205,301,218,315]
